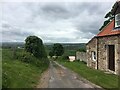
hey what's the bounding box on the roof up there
[97,1,120,37]
[87,1,120,45]
[97,19,120,37]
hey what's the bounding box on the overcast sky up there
[1,0,115,43]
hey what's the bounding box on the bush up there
[49,51,54,57]
[62,55,69,60]
[56,56,69,62]
[16,51,49,68]
[25,36,47,58]
[52,43,64,56]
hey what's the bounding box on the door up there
[108,45,115,71]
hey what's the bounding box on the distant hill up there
[44,43,86,56]
[1,42,86,56]
[1,42,24,48]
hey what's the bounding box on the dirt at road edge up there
[36,68,50,88]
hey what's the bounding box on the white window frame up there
[115,13,120,28]
[92,51,96,61]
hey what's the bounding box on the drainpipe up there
[96,37,99,70]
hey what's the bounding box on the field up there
[2,42,86,88]
[2,49,49,88]
[57,59,119,89]
[1,42,86,56]
[45,43,86,56]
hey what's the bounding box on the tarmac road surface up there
[47,60,101,88]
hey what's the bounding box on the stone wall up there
[86,35,120,74]
[76,51,87,63]
[86,37,97,69]
[98,35,119,74]
[117,35,120,74]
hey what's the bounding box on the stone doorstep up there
[105,69,116,75]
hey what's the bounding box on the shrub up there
[25,36,47,58]
[52,43,64,56]
[49,51,54,57]
[62,55,69,60]
[16,51,49,68]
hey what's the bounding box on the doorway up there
[108,45,115,71]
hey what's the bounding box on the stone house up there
[86,1,120,74]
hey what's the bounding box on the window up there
[92,51,96,61]
[115,13,120,28]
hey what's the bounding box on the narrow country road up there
[37,60,102,89]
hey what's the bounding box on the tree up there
[49,51,54,57]
[99,11,114,31]
[25,36,47,58]
[52,43,64,56]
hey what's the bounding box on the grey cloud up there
[75,22,101,35]
[76,2,103,15]
[1,2,113,43]
[2,23,11,28]
[2,23,33,41]
[24,2,112,22]
[2,31,33,37]
[42,36,74,43]
[41,4,70,20]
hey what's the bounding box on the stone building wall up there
[76,51,87,63]
[86,37,97,69]
[97,35,120,74]
[118,35,120,74]
[86,35,120,74]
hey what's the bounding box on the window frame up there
[91,51,96,61]
[115,13,120,28]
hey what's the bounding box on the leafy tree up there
[25,36,47,58]
[52,43,64,56]
[99,11,114,31]
[49,51,54,57]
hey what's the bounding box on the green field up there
[45,43,86,56]
[1,42,86,56]
[2,49,49,88]
[57,59,118,89]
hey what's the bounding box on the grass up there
[64,50,76,56]
[57,59,118,89]
[2,49,49,88]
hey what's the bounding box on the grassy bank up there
[2,49,49,88]
[57,59,118,89]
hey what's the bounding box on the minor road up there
[37,60,102,89]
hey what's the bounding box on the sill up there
[92,60,96,62]
[107,69,116,74]
[113,27,120,30]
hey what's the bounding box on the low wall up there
[76,51,87,63]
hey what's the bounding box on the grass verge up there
[2,49,49,88]
[57,59,118,89]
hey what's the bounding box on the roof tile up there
[97,20,120,37]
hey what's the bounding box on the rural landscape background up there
[1,0,119,89]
